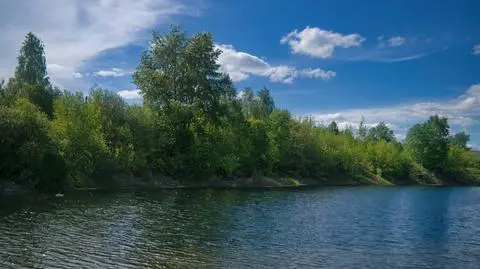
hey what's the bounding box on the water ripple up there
[1,187,480,268]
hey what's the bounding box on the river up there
[1,186,479,268]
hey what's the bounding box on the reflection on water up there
[1,187,480,268]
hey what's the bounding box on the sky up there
[0,0,479,145]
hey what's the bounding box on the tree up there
[7,33,60,118]
[268,109,294,172]
[13,32,50,87]
[3,28,480,189]
[133,26,234,123]
[358,117,368,140]
[246,118,272,176]
[0,98,66,190]
[51,92,110,187]
[406,115,450,172]
[449,131,470,149]
[257,87,275,118]
[239,87,256,118]
[328,121,339,135]
[0,79,6,106]
[367,122,395,142]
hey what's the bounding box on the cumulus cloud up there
[309,84,480,135]
[0,0,197,88]
[280,26,365,58]
[117,89,142,100]
[215,44,335,83]
[388,36,407,47]
[94,68,125,77]
[473,44,480,56]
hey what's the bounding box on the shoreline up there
[74,174,477,192]
[2,176,478,197]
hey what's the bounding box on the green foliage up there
[238,87,275,119]
[363,140,410,182]
[449,131,470,149]
[133,26,234,123]
[5,32,60,118]
[328,121,339,135]
[2,29,479,191]
[14,32,50,87]
[366,122,395,142]
[246,118,272,176]
[406,115,450,172]
[444,145,480,184]
[257,87,275,118]
[0,98,66,190]
[51,91,110,187]
[358,118,368,140]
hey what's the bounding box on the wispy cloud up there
[215,44,335,83]
[376,51,435,63]
[473,44,480,55]
[345,47,446,63]
[94,68,127,77]
[388,36,407,47]
[280,26,365,58]
[308,84,480,135]
[0,0,199,88]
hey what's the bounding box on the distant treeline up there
[1,28,479,191]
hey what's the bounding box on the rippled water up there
[1,187,480,268]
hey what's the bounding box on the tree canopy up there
[1,29,479,191]
[367,122,395,142]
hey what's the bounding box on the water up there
[1,187,479,268]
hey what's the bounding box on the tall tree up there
[257,87,275,118]
[239,87,255,118]
[7,33,59,118]
[133,26,234,122]
[133,27,236,178]
[14,32,50,87]
[358,117,368,140]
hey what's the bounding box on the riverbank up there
[105,173,390,190]
[2,173,477,196]
[79,172,472,192]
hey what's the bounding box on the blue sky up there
[0,0,479,145]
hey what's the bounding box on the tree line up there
[1,28,479,191]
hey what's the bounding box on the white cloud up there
[0,0,197,88]
[72,72,83,79]
[297,68,336,80]
[215,44,335,83]
[388,36,407,47]
[473,44,480,56]
[280,26,365,58]
[94,68,125,77]
[378,52,433,63]
[117,89,141,100]
[309,84,480,135]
